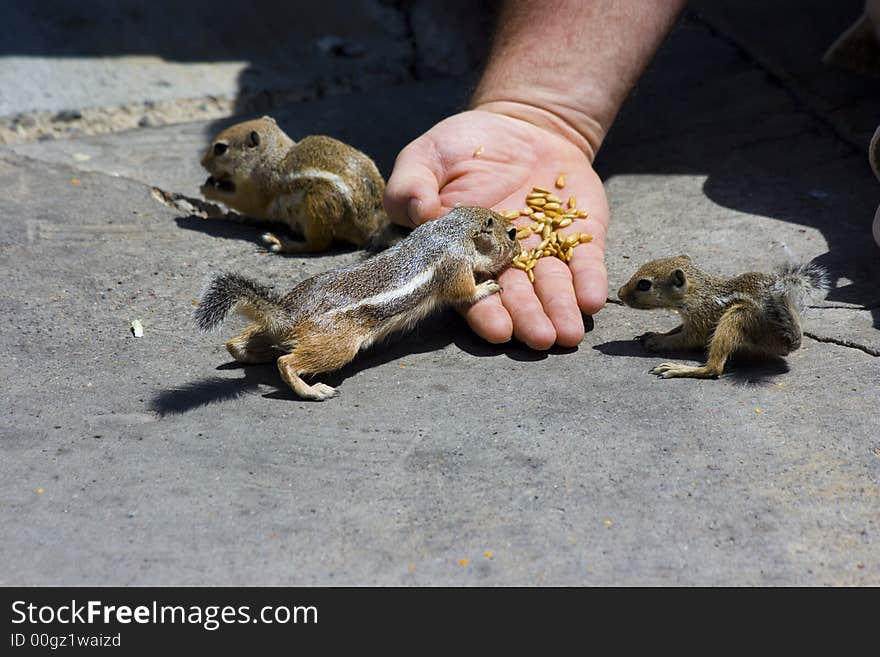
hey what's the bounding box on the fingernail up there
[407,198,422,227]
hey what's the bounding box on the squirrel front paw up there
[473,279,502,301]
[637,332,666,352]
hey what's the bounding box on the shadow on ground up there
[150,312,586,414]
[173,214,366,257]
[593,338,791,386]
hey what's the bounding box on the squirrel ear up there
[671,268,687,287]
[261,115,277,124]
[247,130,261,147]
[679,253,691,261]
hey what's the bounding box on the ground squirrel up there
[200,116,395,253]
[617,255,828,379]
[195,207,519,400]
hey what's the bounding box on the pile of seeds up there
[499,176,592,283]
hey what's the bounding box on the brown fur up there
[617,256,827,379]
[196,207,519,400]
[200,116,389,252]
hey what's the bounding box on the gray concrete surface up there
[1,6,878,585]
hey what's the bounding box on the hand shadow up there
[450,313,593,361]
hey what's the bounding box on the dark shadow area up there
[263,81,470,180]
[174,214,278,246]
[593,340,700,363]
[723,354,791,386]
[173,214,360,257]
[691,0,879,146]
[593,339,791,385]
[150,363,280,415]
[151,310,584,411]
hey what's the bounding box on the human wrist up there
[470,92,607,163]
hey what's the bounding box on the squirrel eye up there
[486,217,493,228]
[507,227,517,240]
[636,279,652,291]
[213,142,228,156]
[247,130,260,147]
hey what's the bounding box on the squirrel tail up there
[775,262,830,314]
[194,272,286,332]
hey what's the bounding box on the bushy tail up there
[194,272,286,332]
[775,262,830,314]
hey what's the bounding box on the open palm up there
[385,110,609,348]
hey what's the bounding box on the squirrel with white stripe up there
[200,116,397,252]
[195,206,519,400]
[618,255,829,379]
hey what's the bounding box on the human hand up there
[384,109,609,349]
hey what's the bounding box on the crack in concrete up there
[148,186,291,233]
[803,331,879,357]
[150,187,239,221]
[810,303,880,311]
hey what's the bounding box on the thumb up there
[384,137,445,227]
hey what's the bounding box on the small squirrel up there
[200,115,395,253]
[195,207,519,400]
[617,255,829,379]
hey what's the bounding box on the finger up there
[383,138,445,227]
[569,239,609,315]
[532,257,585,348]
[463,292,513,344]
[496,267,557,350]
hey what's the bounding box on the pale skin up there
[385,0,688,348]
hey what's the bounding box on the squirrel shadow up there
[592,339,790,386]
[150,323,455,411]
[149,363,280,415]
[272,313,580,398]
[150,311,583,411]
[173,214,357,258]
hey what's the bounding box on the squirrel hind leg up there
[275,326,363,400]
[651,303,756,379]
[263,188,342,254]
[650,362,721,379]
[759,297,803,356]
[262,216,334,253]
[277,354,338,401]
[226,324,281,364]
